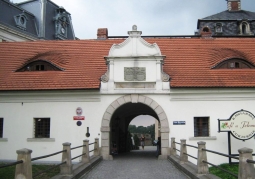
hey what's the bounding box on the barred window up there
[34,118,50,138]
[0,118,3,138]
[194,117,209,137]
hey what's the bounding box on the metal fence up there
[0,138,99,179]
[170,138,255,179]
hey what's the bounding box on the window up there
[16,60,63,72]
[215,23,223,34]
[14,13,28,30]
[202,27,210,32]
[0,118,3,138]
[213,58,255,69]
[194,117,209,137]
[54,7,69,40]
[34,118,50,138]
[242,24,247,34]
[239,21,254,36]
[36,64,45,71]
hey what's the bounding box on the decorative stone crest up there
[161,72,170,82]
[124,67,146,81]
[101,71,109,83]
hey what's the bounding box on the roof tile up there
[0,38,255,90]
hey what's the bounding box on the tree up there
[128,124,156,140]
[128,125,137,133]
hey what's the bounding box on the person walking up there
[140,134,145,150]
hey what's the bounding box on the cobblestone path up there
[80,146,190,179]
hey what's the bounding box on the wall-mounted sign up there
[77,121,82,126]
[124,67,146,81]
[173,121,186,125]
[76,107,82,116]
[73,116,85,120]
[218,109,255,140]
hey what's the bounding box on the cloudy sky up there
[13,0,255,39]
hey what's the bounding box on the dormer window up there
[200,26,212,37]
[53,7,69,40]
[202,27,210,32]
[213,58,255,69]
[14,13,28,30]
[36,64,45,71]
[17,60,63,72]
[215,23,223,34]
[239,21,254,35]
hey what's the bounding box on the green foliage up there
[133,134,140,147]
[0,163,60,179]
[128,125,137,133]
[126,131,133,152]
[128,124,155,140]
[209,163,238,179]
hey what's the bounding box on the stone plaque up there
[124,67,146,81]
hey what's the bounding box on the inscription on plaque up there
[124,67,146,81]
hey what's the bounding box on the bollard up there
[94,138,100,156]
[15,148,32,179]
[170,137,176,156]
[197,141,209,174]
[180,139,188,163]
[60,142,72,175]
[238,147,255,179]
[82,140,90,163]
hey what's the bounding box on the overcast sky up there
[13,0,255,39]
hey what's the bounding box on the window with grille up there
[34,118,50,138]
[194,117,209,137]
[0,118,3,138]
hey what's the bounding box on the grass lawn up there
[0,163,60,179]
[209,163,239,179]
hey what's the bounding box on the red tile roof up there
[0,38,255,91]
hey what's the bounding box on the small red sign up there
[73,116,85,120]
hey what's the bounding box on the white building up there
[1,0,255,165]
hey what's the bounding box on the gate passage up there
[80,146,189,179]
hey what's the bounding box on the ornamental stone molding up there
[161,72,170,82]
[108,25,162,57]
[100,25,170,93]
[100,70,109,83]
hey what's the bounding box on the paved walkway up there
[80,146,190,179]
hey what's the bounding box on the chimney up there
[97,28,108,39]
[227,0,241,11]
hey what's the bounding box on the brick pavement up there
[80,146,190,179]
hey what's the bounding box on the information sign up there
[218,109,255,140]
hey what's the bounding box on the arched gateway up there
[99,26,170,159]
[100,94,170,160]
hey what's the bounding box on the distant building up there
[197,0,255,36]
[0,0,76,42]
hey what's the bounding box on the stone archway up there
[100,94,170,160]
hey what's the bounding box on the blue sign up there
[173,121,186,125]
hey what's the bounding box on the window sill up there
[189,136,217,141]
[0,138,8,142]
[27,138,55,142]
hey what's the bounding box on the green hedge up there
[209,163,238,179]
[0,163,60,179]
